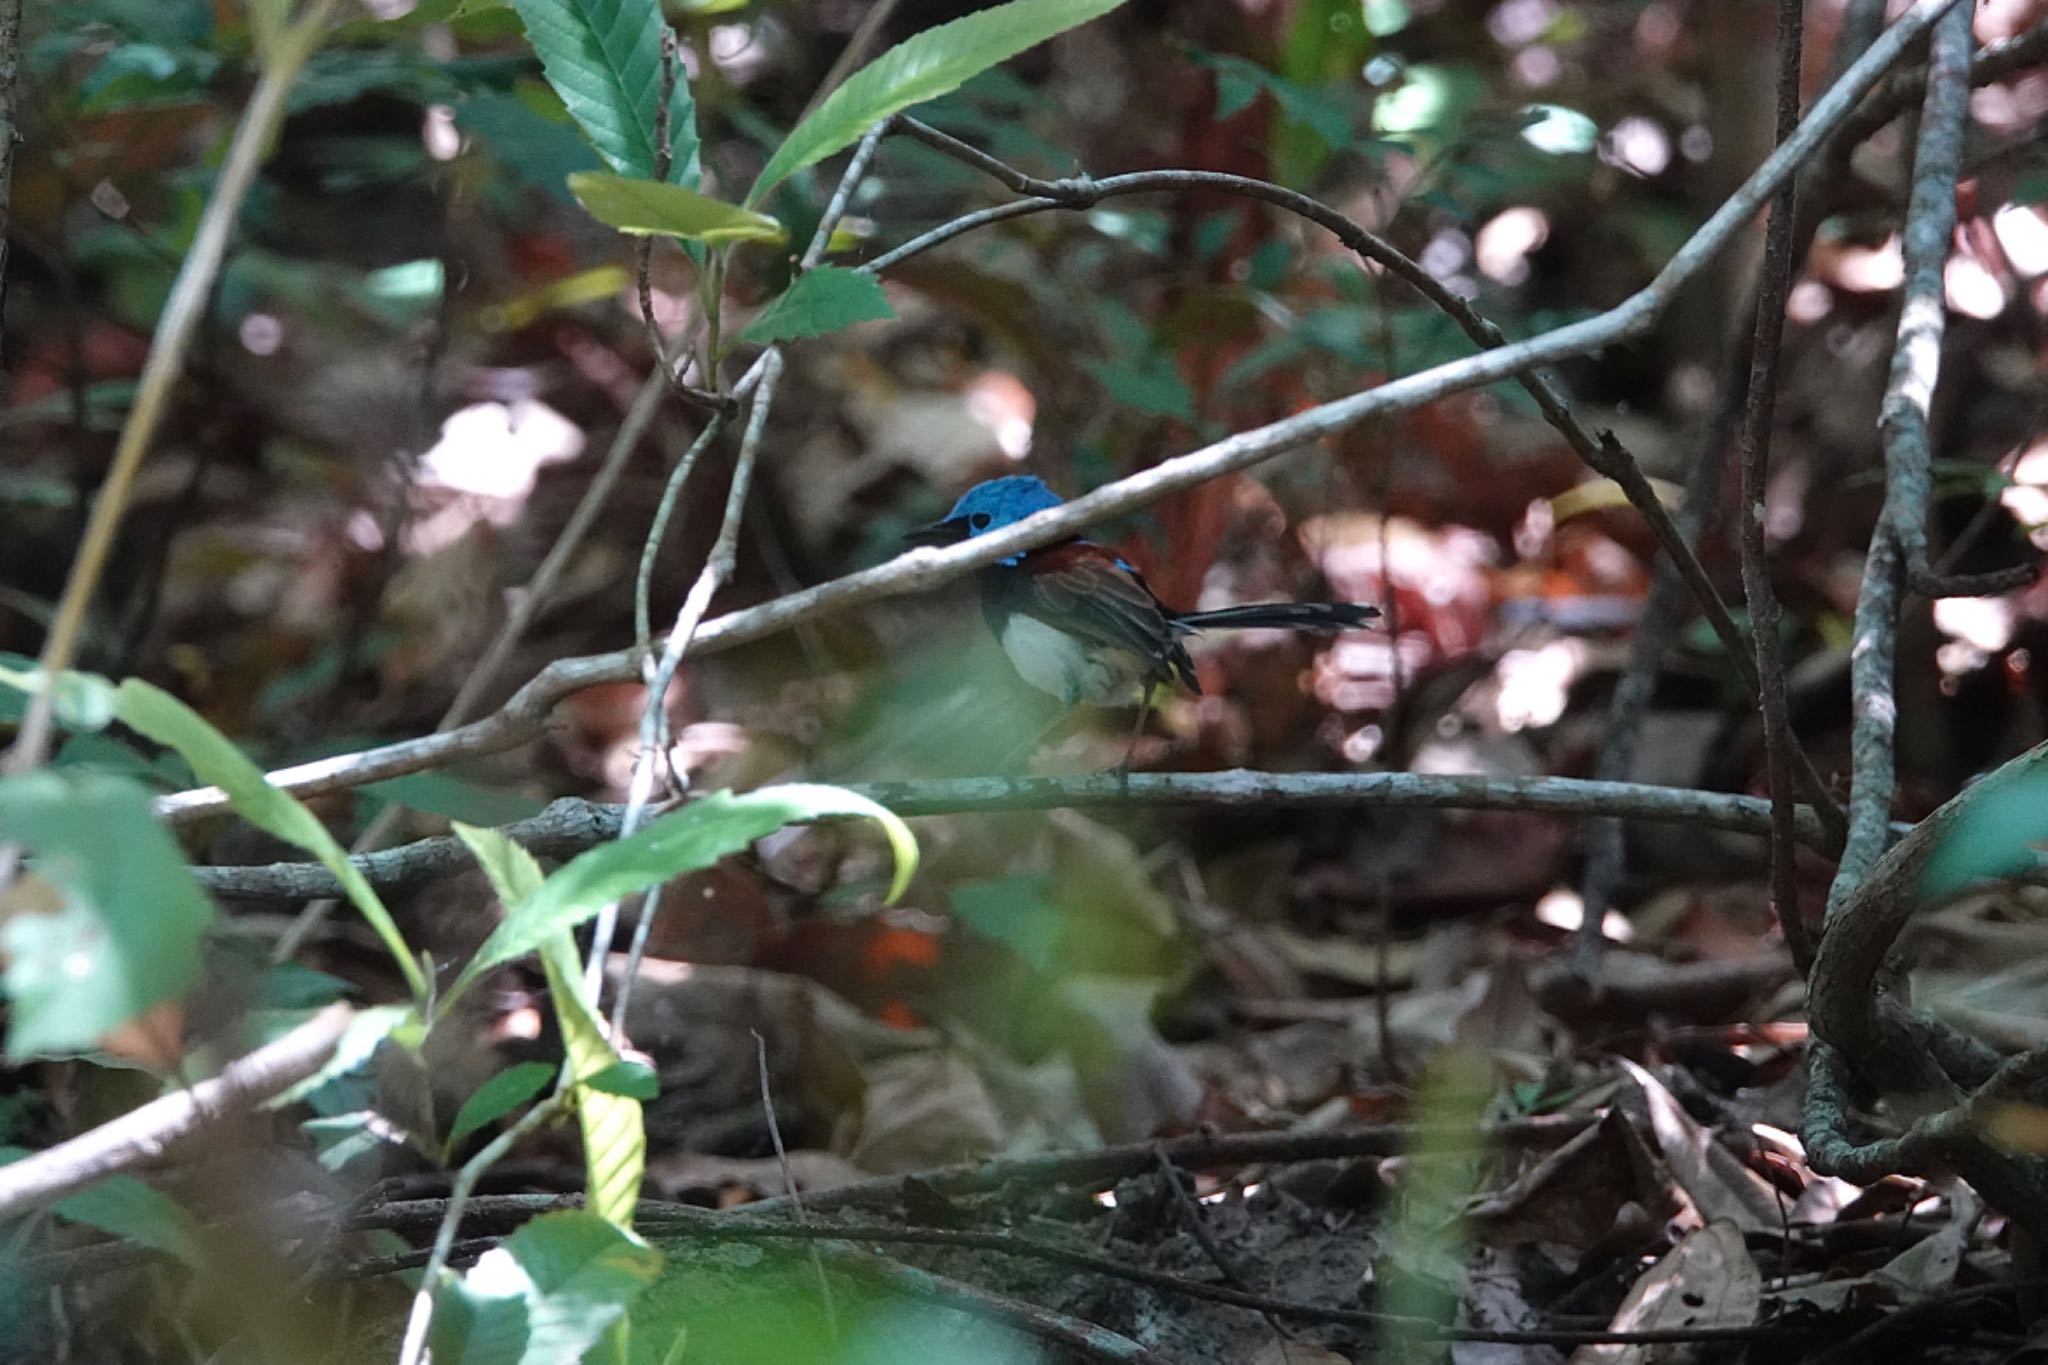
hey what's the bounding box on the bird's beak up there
[905,516,971,547]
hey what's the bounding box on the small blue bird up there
[908,476,1378,718]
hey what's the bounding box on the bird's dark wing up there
[1002,542,1197,689]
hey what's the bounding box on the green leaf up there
[510,0,698,184]
[1081,356,1195,420]
[457,88,602,203]
[454,823,551,910]
[457,823,646,1228]
[748,0,1129,204]
[0,771,215,1057]
[52,1176,206,1269]
[429,1275,531,1365]
[451,785,916,998]
[110,679,427,1000]
[1189,50,1354,153]
[583,1059,659,1100]
[740,266,895,345]
[450,1210,661,1365]
[1917,753,2048,903]
[568,172,787,245]
[539,932,645,1229]
[0,659,119,733]
[949,874,1061,972]
[364,773,548,828]
[447,1061,559,1150]
[270,1004,420,1108]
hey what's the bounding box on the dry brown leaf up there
[1569,1220,1759,1365]
[1618,1058,1782,1236]
[1470,1110,1676,1263]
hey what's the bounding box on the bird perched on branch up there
[908,476,1377,757]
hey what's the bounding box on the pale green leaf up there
[455,823,549,909]
[538,935,644,1229]
[741,266,895,345]
[0,771,215,1057]
[454,1210,661,1365]
[451,785,916,998]
[111,679,426,1000]
[0,660,119,733]
[568,172,786,245]
[429,1275,531,1365]
[748,0,1129,204]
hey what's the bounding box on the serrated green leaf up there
[450,785,916,999]
[447,1061,559,1151]
[0,771,215,1058]
[583,1059,658,1100]
[510,0,698,185]
[741,266,895,344]
[568,172,786,244]
[748,0,1129,204]
[111,679,426,1000]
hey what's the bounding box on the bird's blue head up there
[907,476,1065,559]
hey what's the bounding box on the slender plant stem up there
[394,1087,568,1365]
[1738,0,1813,975]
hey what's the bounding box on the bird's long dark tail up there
[1171,602,1379,633]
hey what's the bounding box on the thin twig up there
[353,1116,1589,1236]
[1738,0,1814,975]
[1836,23,2048,151]
[600,122,893,1000]
[394,1086,567,1365]
[0,1003,352,1219]
[756,1031,838,1340]
[633,394,743,653]
[3,0,343,775]
[187,771,1865,901]
[148,0,1963,825]
[588,353,785,995]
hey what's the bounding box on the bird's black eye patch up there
[970,512,991,530]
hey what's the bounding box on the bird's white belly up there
[999,615,1140,706]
